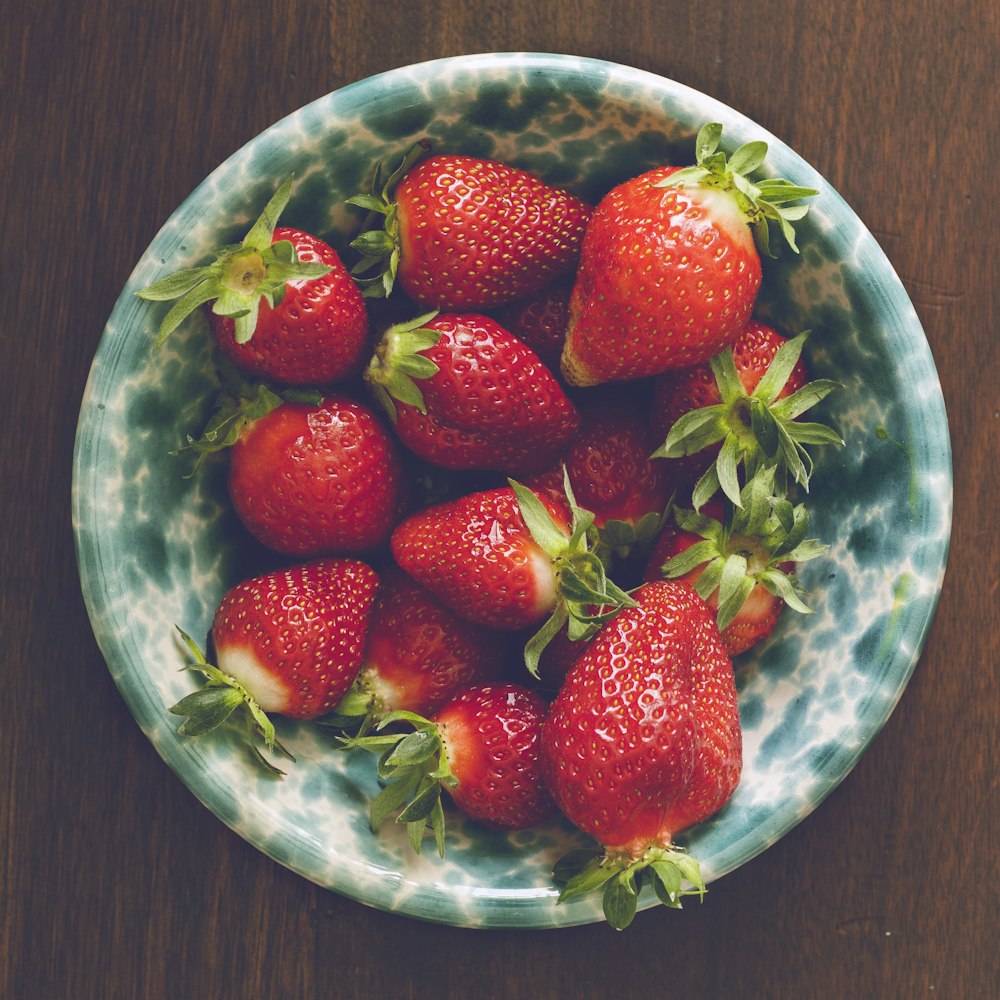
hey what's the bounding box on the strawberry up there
[560,123,817,387]
[323,567,505,733]
[644,469,826,656]
[651,324,842,509]
[390,481,635,673]
[541,579,742,929]
[349,145,591,309]
[525,388,672,559]
[493,277,573,368]
[227,394,408,557]
[168,558,380,773]
[364,311,579,476]
[137,176,368,385]
[343,682,556,856]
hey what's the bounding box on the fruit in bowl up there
[73,53,951,930]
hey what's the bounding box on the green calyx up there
[136,175,333,346]
[659,467,828,631]
[338,710,455,858]
[593,506,672,567]
[363,311,443,421]
[652,331,843,510]
[172,357,323,475]
[510,473,637,679]
[347,140,431,299]
[315,673,382,737]
[554,844,706,931]
[167,627,294,777]
[655,121,819,256]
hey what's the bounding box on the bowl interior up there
[72,53,951,929]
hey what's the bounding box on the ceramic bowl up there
[72,53,952,929]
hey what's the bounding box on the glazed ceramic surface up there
[72,53,952,929]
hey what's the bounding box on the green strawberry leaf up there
[552,848,602,884]
[509,478,572,559]
[753,331,807,403]
[649,861,684,908]
[370,770,421,831]
[603,872,640,931]
[397,777,443,824]
[169,686,244,736]
[555,856,620,902]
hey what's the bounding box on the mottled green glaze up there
[72,53,951,929]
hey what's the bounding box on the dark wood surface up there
[3,2,997,997]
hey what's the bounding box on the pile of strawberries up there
[139,123,840,929]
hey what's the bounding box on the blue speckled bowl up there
[72,53,952,929]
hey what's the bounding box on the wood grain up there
[2,1,997,997]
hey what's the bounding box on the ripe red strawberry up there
[560,123,817,386]
[228,395,408,556]
[324,567,505,733]
[365,311,579,476]
[644,469,827,656]
[169,558,380,773]
[390,485,567,631]
[542,579,742,929]
[349,146,591,309]
[493,277,573,368]
[650,322,841,509]
[137,176,368,385]
[390,482,634,674]
[525,388,671,558]
[343,682,557,856]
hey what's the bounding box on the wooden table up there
[4,2,997,997]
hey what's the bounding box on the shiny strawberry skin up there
[493,278,573,367]
[388,313,579,476]
[358,567,505,717]
[395,156,590,309]
[561,166,761,386]
[434,682,557,829]
[636,582,742,836]
[526,389,670,528]
[541,580,741,855]
[390,486,569,631]
[211,558,380,720]
[643,502,788,657]
[211,227,368,386]
[228,395,407,556]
